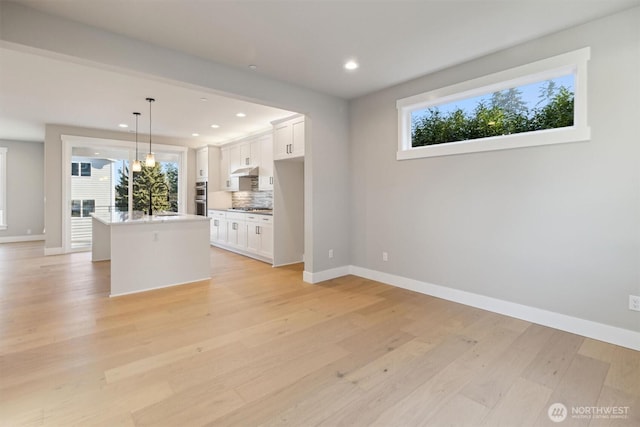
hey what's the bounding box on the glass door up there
[65,138,186,252]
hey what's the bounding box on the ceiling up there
[1,0,639,144]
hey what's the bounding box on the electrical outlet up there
[382,251,388,262]
[153,231,159,242]
[629,295,640,312]
[328,249,334,259]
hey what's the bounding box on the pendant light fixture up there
[145,97,156,167]
[132,112,142,172]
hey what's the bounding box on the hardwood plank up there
[522,329,584,389]
[460,323,556,409]
[425,394,489,427]
[480,377,553,426]
[536,354,611,426]
[371,326,522,426]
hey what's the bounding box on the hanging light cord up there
[146,97,155,155]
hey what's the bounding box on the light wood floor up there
[0,242,638,426]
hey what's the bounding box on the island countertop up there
[92,211,210,226]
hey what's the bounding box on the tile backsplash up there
[232,177,273,208]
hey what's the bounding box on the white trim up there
[44,246,64,256]
[348,266,640,351]
[0,234,45,243]
[109,277,210,297]
[272,260,304,268]
[302,265,351,284]
[397,47,591,159]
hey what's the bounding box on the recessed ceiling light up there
[344,60,359,71]
[192,133,200,137]
[248,64,257,70]
[118,123,128,128]
[236,112,246,118]
[200,97,208,102]
[210,124,220,128]
[94,152,100,155]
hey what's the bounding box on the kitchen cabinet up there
[239,139,261,167]
[273,115,305,160]
[208,210,227,244]
[258,135,274,190]
[209,210,273,263]
[246,214,273,259]
[220,147,239,191]
[196,147,208,181]
[219,132,273,192]
[226,212,247,249]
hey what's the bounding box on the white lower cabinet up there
[208,210,272,263]
[208,210,228,245]
[226,212,246,249]
[245,214,273,259]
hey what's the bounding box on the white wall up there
[1,2,350,272]
[0,139,44,241]
[349,8,640,332]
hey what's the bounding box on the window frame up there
[70,199,96,218]
[71,162,92,177]
[396,47,591,160]
[0,147,6,230]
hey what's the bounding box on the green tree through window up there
[115,162,178,213]
[411,77,574,147]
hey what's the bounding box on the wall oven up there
[195,181,207,216]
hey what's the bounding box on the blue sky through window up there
[412,74,574,121]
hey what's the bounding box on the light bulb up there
[132,159,142,172]
[145,153,155,167]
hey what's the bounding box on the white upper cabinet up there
[196,147,208,181]
[218,131,274,192]
[219,147,236,191]
[273,115,305,160]
[238,139,261,167]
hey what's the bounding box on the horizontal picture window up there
[397,47,590,159]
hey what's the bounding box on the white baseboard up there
[273,260,304,268]
[44,246,64,256]
[0,234,45,244]
[304,264,640,351]
[303,265,350,284]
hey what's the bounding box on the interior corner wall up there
[349,7,640,332]
[0,139,44,240]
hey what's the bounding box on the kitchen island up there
[92,211,211,296]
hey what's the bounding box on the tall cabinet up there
[273,115,305,160]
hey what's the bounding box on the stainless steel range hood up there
[230,166,259,177]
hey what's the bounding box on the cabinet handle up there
[256,226,260,235]
[270,176,273,184]
[245,157,249,165]
[226,180,230,187]
[214,219,218,226]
